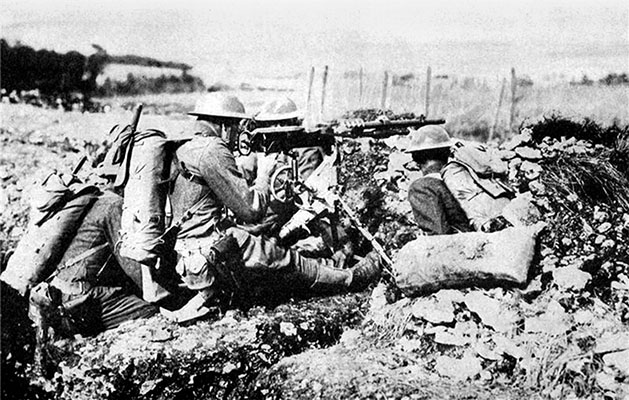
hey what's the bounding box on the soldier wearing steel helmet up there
[256,97,325,182]
[236,97,326,235]
[238,97,324,183]
[405,125,471,235]
[165,93,382,322]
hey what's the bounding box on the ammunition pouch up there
[175,234,247,307]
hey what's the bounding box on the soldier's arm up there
[197,141,271,223]
[408,179,448,235]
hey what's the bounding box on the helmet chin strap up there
[220,123,238,150]
[219,123,229,141]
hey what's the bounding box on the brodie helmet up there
[405,125,452,153]
[254,97,300,122]
[188,93,248,119]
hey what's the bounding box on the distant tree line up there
[97,72,205,96]
[107,54,192,71]
[0,40,205,102]
[599,73,629,86]
[572,73,629,86]
[1,39,99,97]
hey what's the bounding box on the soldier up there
[165,93,382,322]
[28,190,159,336]
[254,96,324,181]
[405,125,471,235]
[236,96,326,236]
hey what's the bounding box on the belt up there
[50,276,92,295]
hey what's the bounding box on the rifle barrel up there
[71,156,88,175]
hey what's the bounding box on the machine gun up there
[238,115,445,203]
[239,115,446,279]
[238,116,446,156]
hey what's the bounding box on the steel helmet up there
[405,125,452,153]
[254,97,300,122]
[188,93,248,119]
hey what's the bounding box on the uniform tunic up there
[408,172,471,235]
[171,122,271,238]
[50,192,157,334]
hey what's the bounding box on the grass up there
[95,72,628,144]
[306,71,628,139]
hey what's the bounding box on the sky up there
[2,0,628,83]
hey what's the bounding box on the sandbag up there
[118,130,172,264]
[393,223,545,297]
[1,193,98,295]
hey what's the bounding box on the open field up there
[96,75,629,142]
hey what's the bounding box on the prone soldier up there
[404,126,471,235]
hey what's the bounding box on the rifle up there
[112,103,143,187]
[238,116,446,155]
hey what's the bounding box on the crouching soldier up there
[405,125,471,235]
[164,93,382,322]
[30,190,158,337]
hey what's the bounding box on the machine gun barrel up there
[328,118,446,138]
[242,116,445,155]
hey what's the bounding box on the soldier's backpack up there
[0,171,99,295]
[441,141,515,230]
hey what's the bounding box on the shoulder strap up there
[172,191,214,230]
[171,150,206,187]
[61,243,110,270]
[45,243,110,283]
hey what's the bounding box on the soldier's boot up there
[347,250,383,291]
[292,250,352,293]
[294,249,383,294]
[28,283,64,378]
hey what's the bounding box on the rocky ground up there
[1,104,629,399]
[254,114,629,399]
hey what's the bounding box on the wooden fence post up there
[425,66,432,117]
[359,67,364,107]
[380,70,389,109]
[509,67,517,133]
[489,77,507,142]
[320,65,329,122]
[305,66,315,124]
